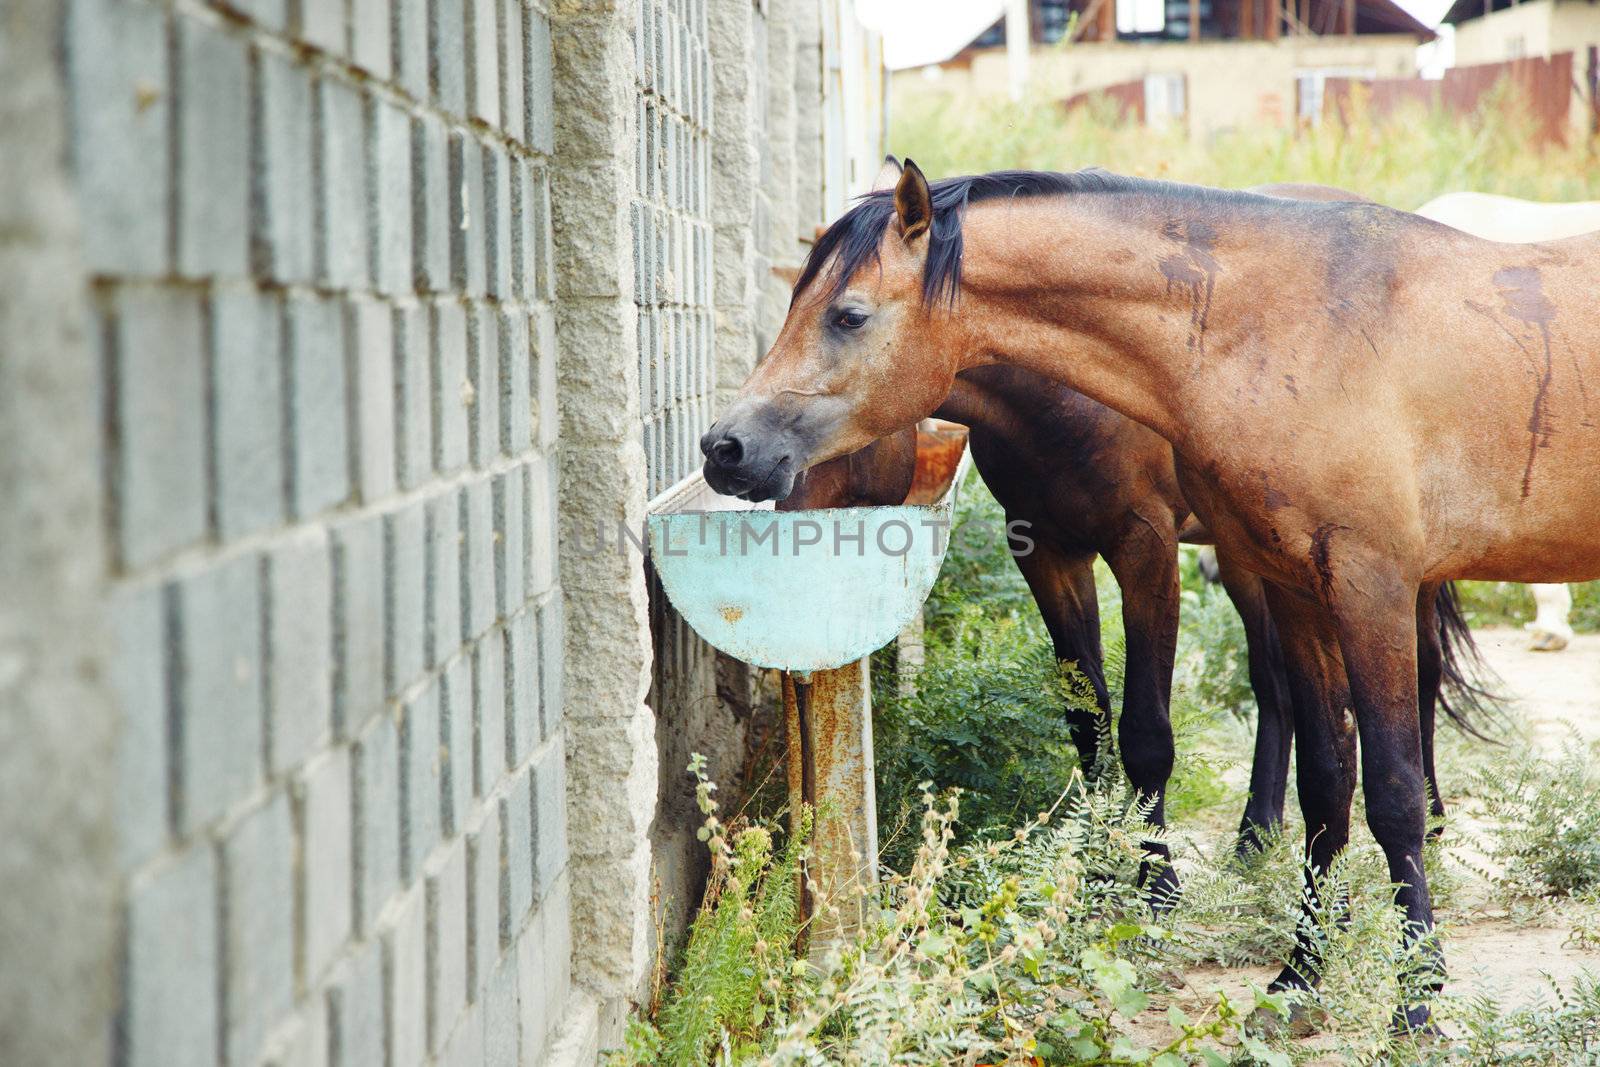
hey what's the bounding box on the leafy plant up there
[1472,742,1600,899]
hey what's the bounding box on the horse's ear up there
[870,155,902,193]
[771,264,801,287]
[895,159,932,243]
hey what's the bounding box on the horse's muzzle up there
[700,424,797,502]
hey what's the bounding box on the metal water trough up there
[648,425,969,942]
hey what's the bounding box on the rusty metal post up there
[783,660,878,950]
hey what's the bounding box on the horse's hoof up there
[1391,1004,1443,1039]
[1528,629,1571,652]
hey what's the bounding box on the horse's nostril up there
[709,436,744,468]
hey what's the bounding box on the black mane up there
[792,168,1242,309]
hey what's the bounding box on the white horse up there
[1414,192,1600,651]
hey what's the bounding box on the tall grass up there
[891,83,1600,209]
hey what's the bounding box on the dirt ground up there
[1134,626,1600,1055]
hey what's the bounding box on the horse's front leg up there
[1330,562,1443,1033]
[1010,537,1110,772]
[1215,553,1295,858]
[1259,582,1356,998]
[1106,520,1181,909]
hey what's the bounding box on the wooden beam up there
[1242,0,1254,38]
[1191,0,1201,39]
[1101,0,1116,40]
[1345,0,1355,34]
[1268,0,1281,39]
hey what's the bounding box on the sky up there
[855,0,1458,73]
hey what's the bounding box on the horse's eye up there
[834,308,869,331]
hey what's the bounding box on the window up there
[1505,34,1526,59]
[971,18,1005,48]
[1039,0,1073,42]
[1116,0,1166,34]
[1295,67,1377,122]
[1144,74,1186,128]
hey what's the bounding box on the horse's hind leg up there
[1216,554,1294,857]
[1260,583,1356,996]
[1011,538,1110,772]
[1328,561,1443,1032]
[1415,584,1446,838]
[1106,522,1181,908]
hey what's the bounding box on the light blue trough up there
[646,440,969,672]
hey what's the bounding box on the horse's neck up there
[956,197,1231,446]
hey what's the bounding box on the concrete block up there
[440,656,473,836]
[542,867,573,1020]
[473,631,507,793]
[324,935,384,1067]
[426,491,463,668]
[481,956,519,1067]
[108,583,168,871]
[351,300,397,502]
[500,0,524,143]
[393,304,433,490]
[285,294,351,518]
[528,165,553,300]
[123,846,218,1067]
[500,764,533,933]
[532,737,567,900]
[332,513,385,735]
[448,131,487,296]
[492,470,524,623]
[370,98,413,296]
[516,913,549,1063]
[211,288,285,540]
[217,0,288,31]
[352,709,400,934]
[385,886,427,1067]
[265,527,333,772]
[430,0,467,115]
[173,553,263,832]
[467,307,500,467]
[393,0,430,98]
[465,804,501,995]
[441,1001,484,1067]
[483,144,512,299]
[426,840,469,1053]
[299,747,353,984]
[412,113,452,292]
[461,478,495,640]
[524,6,554,153]
[299,0,347,55]
[512,163,533,301]
[221,792,295,1067]
[537,591,563,738]
[317,77,368,289]
[401,683,443,878]
[384,501,426,694]
[432,302,470,474]
[525,456,557,599]
[255,49,316,283]
[504,610,538,767]
[65,0,169,275]
[111,289,207,569]
[533,306,558,450]
[176,18,249,277]
[351,0,391,78]
[498,311,530,455]
[467,0,499,127]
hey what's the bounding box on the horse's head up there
[699,158,966,502]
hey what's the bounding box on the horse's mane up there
[792,168,1260,309]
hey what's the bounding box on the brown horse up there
[785,357,1491,889]
[702,162,1600,1027]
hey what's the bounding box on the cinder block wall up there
[0,0,880,1063]
[60,0,570,1063]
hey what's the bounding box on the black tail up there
[1434,581,1506,740]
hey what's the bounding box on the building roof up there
[1440,0,1561,25]
[941,0,1434,53]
